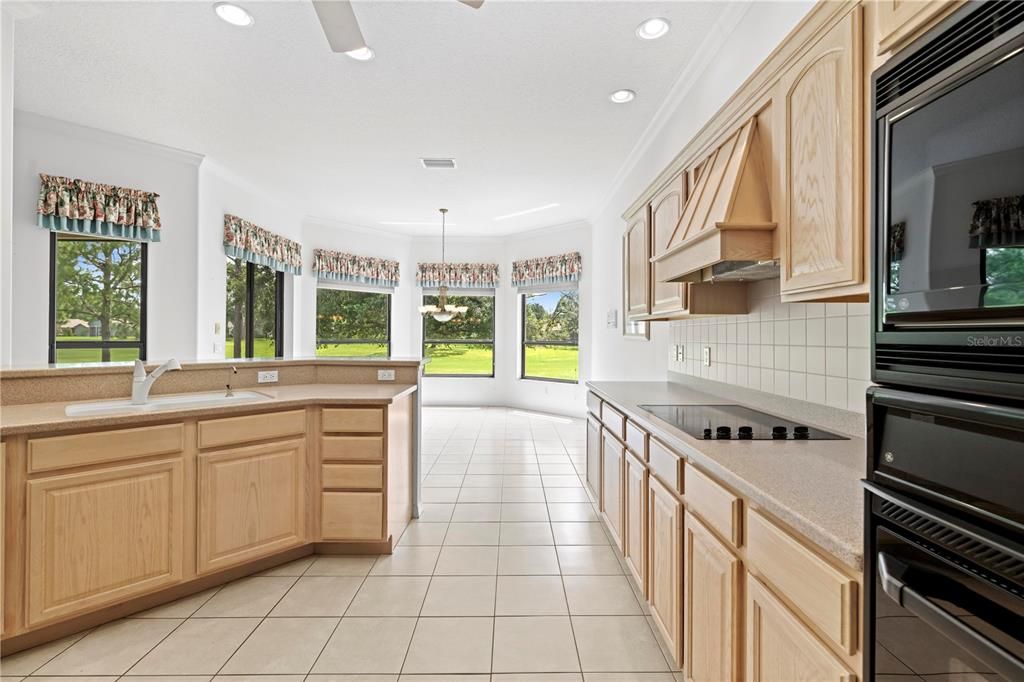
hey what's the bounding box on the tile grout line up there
[303,553,375,678]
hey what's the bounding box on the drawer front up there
[601,403,626,440]
[198,410,305,449]
[321,435,384,461]
[586,392,602,417]
[745,508,857,654]
[323,463,383,490]
[322,408,384,434]
[29,423,184,473]
[685,464,742,547]
[648,437,684,494]
[321,491,384,541]
[625,420,648,460]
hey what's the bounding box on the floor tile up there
[0,631,91,675]
[544,488,591,503]
[420,488,460,503]
[572,616,669,672]
[24,677,117,682]
[456,487,502,503]
[502,475,542,488]
[451,503,501,522]
[491,616,580,673]
[401,617,493,674]
[552,523,610,545]
[417,504,455,522]
[37,619,182,676]
[220,617,337,674]
[547,503,597,522]
[556,546,624,574]
[346,577,429,616]
[312,618,416,674]
[495,576,567,615]
[563,576,643,615]
[421,576,496,616]
[305,555,378,576]
[534,441,568,454]
[398,523,449,546]
[500,503,549,522]
[371,546,440,576]
[128,618,259,675]
[498,546,560,575]
[423,475,464,488]
[123,676,213,682]
[428,463,468,476]
[540,464,578,475]
[493,675,582,682]
[270,576,362,616]
[257,556,316,576]
[500,487,547,503]
[433,546,499,575]
[499,522,553,545]
[543,475,583,488]
[443,522,499,545]
[461,474,502,488]
[583,673,679,681]
[193,577,297,617]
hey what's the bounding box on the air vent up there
[876,0,1024,109]
[876,344,1024,378]
[420,158,457,169]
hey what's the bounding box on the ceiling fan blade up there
[311,0,367,53]
[457,0,484,8]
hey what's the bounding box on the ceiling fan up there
[312,0,484,54]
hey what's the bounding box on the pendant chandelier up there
[418,208,468,323]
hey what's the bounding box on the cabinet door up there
[875,0,961,54]
[586,416,602,508]
[779,8,864,296]
[623,450,647,594]
[746,573,855,682]
[601,429,624,551]
[26,458,184,627]
[650,173,687,316]
[197,439,305,574]
[624,207,651,319]
[648,474,683,668]
[685,512,741,682]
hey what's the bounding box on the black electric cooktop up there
[639,404,848,441]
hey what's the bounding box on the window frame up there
[226,258,285,359]
[314,286,393,357]
[519,289,580,384]
[421,293,496,378]
[48,232,148,364]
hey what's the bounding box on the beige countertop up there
[0,383,417,436]
[587,380,866,570]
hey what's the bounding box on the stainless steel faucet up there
[131,358,182,405]
[226,366,238,397]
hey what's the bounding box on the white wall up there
[1,7,14,366]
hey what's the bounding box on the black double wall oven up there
[866,2,1024,680]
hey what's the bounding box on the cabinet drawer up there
[198,410,305,449]
[29,423,184,473]
[601,403,626,440]
[321,435,384,461]
[321,492,384,540]
[746,508,857,654]
[686,464,742,547]
[648,437,684,494]
[586,392,602,417]
[323,463,383,490]
[322,408,384,434]
[625,420,648,460]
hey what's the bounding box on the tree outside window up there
[422,294,495,376]
[225,256,283,358]
[316,288,391,357]
[521,289,579,382]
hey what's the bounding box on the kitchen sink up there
[65,390,272,417]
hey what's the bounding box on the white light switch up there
[257,370,278,383]
[378,369,396,381]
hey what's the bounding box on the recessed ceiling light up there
[609,89,636,104]
[493,203,560,221]
[213,2,253,27]
[345,46,375,61]
[636,17,670,40]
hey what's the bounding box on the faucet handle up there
[133,358,146,380]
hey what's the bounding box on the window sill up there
[519,376,580,385]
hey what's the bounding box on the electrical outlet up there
[674,345,685,362]
[257,370,278,383]
[702,346,712,367]
[377,369,396,382]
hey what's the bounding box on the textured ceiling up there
[12,0,732,236]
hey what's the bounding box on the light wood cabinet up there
[601,429,624,550]
[648,473,683,668]
[197,439,305,574]
[624,206,651,319]
[322,491,384,540]
[685,512,741,682]
[649,174,687,316]
[26,459,185,627]
[778,8,864,297]
[746,573,855,682]
[623,450,647,594]
[875,0,962,54]
[585,416,602,507]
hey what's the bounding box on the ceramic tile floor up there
[1,407,682,682]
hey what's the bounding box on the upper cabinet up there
[624,206,651,319]
[875,0,963,55]
[649,174,687,317]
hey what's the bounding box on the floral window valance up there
[969,195,1024,248]
[314,249,400,288]
[223,214,302,275]
[37,174,162,242]
[512,251,582,288]
[417,262,499,289]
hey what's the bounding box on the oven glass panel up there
[885,50,1024,322]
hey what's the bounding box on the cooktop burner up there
[639,404,847,441]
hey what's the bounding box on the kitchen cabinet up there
[875,0,962,55]
[321,491,384,540]
[623,449,647,593]
[624,206,651,319]
[684,512,741,682]
[649,174,687,317]
[745,572,855,682]
[601,429,624,550]
[197,438,305,574]
[778,8,864,298]
[585,416,602,507]
[648,473,683,668]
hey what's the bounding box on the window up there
[521,289,579,382]
[225,256,284,358]
[422,294,495,376]
[50,234,146,363]
[315,288,391,357]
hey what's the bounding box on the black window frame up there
[48,232,148,364]
[519,290,580,384]
[314,287,393,358]
[226,258,285,359]
[421,293,496,378]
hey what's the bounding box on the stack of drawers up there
[320,407,387,541]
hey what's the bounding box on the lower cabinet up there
[745,573,855,682]
[322,491,384,540]
[684,512,741,682]
[197,439,305,574]
[648,473,683,668]
[601,429,624,550]
[25,458,185,627]
[585,416,602,507]
[623,450,647,593]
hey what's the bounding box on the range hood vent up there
[652,116,776,283]
[708,259,780,282]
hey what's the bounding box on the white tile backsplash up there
[668,279,873,413]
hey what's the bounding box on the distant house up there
[59,319,91,337]
[58,318,134,338]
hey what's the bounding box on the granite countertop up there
[0,383,418,436]
[587,380,866,570]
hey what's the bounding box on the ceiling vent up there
[420,158,457,169]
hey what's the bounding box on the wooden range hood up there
[652,117,776,283]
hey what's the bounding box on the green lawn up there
[524,345,579,381]
[224,337,276,359]
[54,336,139,364]
[316,342,389,358]
[424,343,494,376]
